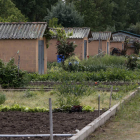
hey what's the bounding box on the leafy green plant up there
[0,58,29,88]
[0,104,49,112]
[23,89,36,98]
[0,92,6,105]
[82,105,94,112]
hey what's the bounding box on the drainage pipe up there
[0,134,74,137]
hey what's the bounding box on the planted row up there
[30,68,140,82]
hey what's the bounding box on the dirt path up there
[86,92,140,140]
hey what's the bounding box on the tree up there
[126,0,140,25]
[44,1,84,27]
[128,22,140,34]
[111,0,129,30]
[12,0,59,21]
[48,17,62,28]
[70,0,113,31]
[0,0,26,22]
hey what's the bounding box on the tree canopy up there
[44,1,84,27]
[11,0,59,21]
[1,0,140,33]
[0,0,26,22]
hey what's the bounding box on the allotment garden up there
[0,55,140,139]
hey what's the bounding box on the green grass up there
[1,84,138,110]
[86,90,140,140]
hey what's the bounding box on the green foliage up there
[68,55,126,72]
[44,1,84,27]
[49,17,62,28]
[0,59,29,88]
[0,0,26,22]
[30,68,140,82]
[133,41,140,55]
[128,22,140,34]
[55,28,77,65]
[64,56,80,71]
[0,104,49,112]
[127,55,138,70]
[12,0,58,21]
[71,0,113,31]
[23,89,36,98]
[0,92,6,105]
[0,103,95,112]
[82,105,94,112]
[56,81,92,107]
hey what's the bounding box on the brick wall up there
[0,39,38,72]
[88,40,108,56]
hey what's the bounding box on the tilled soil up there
[0,111,104,140]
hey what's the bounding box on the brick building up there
[0,22,48,74]
[47,27,92,62]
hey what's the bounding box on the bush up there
[0,92,6,105]
[55,81,92,107]
[0,59,29,88]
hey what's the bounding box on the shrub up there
[0,92,6,105]
[127,55,138,70]
[0,59,30,88]
[55,81,92,107]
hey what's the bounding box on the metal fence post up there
[109,86,113,109]
[49,98,53,140]
[98,95,100,116]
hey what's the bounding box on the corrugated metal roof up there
[0,22,47,39]
[50,27,91,39]
[113,30,140,38]
[111,35,126,42]
[89,32,111,40]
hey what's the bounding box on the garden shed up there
[110,35,125,54]
[0,22,48,74]
[112,30,140,55]
[88,32,111,56]
[47,27,92,62]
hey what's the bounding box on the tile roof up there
[89,32,111,40]
[0,22,47,39]
[49,27,91,39]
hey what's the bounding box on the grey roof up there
[0,22,47,39]
[112,31,140,40]
[89,32,111,40]
[111,35,126,42]
[50,27,91,39]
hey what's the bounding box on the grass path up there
[86,91,140,140]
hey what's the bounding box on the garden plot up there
[0,83,139,140]
[0,111,105,140]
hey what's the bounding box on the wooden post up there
[18,55,20,77]
[109,86,113,109]
[98,95,100,116]
[49,98,53,140]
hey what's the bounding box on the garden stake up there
[49,98,53,140]
[109,86,113,109]
[98,95,100,116]
[18,55,20,77]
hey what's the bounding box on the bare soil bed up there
[0,111,105,140]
